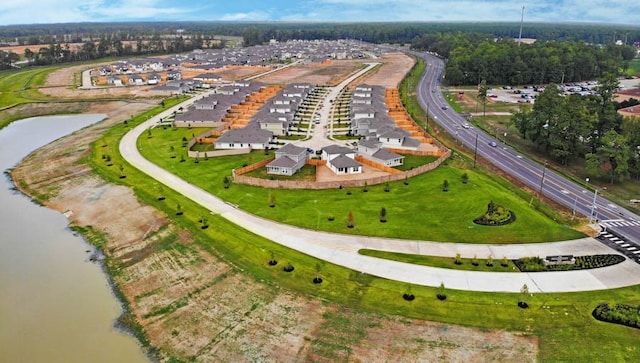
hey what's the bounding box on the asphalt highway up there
[412,51,640,246]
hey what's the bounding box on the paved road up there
[412,51,640,247]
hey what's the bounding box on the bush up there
[592,303,640,329]
[473,200,516,226]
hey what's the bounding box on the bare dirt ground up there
[257,52,414,88]
[9,56,538,362]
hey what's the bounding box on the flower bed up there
[514,254,625,272]
[592,303,640,329]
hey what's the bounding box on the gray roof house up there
[327,154,362,175]
[214,123,273,150]
[321,144,361,175]
[266,143,308,176]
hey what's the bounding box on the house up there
[256,113,290,136]
[214,123,273,150]
[321,144,361,175]
[193,73,222,83]
[128,75,144,86]
[107,75,123,86]
[327,154,362,175]
[370,148,404,167]
[266,143,308,176]
[147,73,161,85]
[351,105,376,120]
[321,145,356,161]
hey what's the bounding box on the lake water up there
[0,115,149,363]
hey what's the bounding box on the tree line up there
[7,33,223,67]
[2,21,638,49]
[512,75,640,183]
[411,33,637,86]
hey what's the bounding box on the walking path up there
[119,91,640,294]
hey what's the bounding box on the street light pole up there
[589,189,599,225]
[537,161,548,207]
[473,133,479,168]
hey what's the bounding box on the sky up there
[0,0,637,26]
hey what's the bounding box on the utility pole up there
[473,133,479,168]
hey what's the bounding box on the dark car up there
[441,105,448,110]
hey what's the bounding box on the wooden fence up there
[232,149,451,190]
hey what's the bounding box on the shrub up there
[473,200,516,226]
[437,282,447,300]
[454,253,462,265]
[486,255,494,267]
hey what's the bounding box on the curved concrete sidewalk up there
[120,102,640,294]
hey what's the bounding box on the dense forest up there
[1,21,639,47]
[410,33,637,85]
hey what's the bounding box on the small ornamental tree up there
[269,193,276,208]
[501,256,509,267]
[363,182,368,192]
[380,207,387,223]
[169,145,175,158]
[519,284,530,308]
[437,282,447,300]
[442,179,449,192]
[268,250,277,266]
[403,284,415,301]
[347,211,355,228]
[223,176,231,189]
[461,172,469,184]
[454,253,462,265]
[384,182,390,192]
[313,262,323,283]
[472,254,479,266]
[486,255,494,267]
[176,204,183,216]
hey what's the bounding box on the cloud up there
[0,0,634,26]
[220,11,273,21]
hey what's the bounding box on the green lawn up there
[90,94,640,363]
[138,125,582,243]
[360,249,519,272]
[358,249,520,272]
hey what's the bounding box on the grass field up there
[91,106,640,363]
[137,125,584,243]
[360,249,520,272]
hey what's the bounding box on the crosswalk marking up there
[634,250,640,254]
[601,219,640,228]
[628,247,637,251]
[621,244,631,247]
